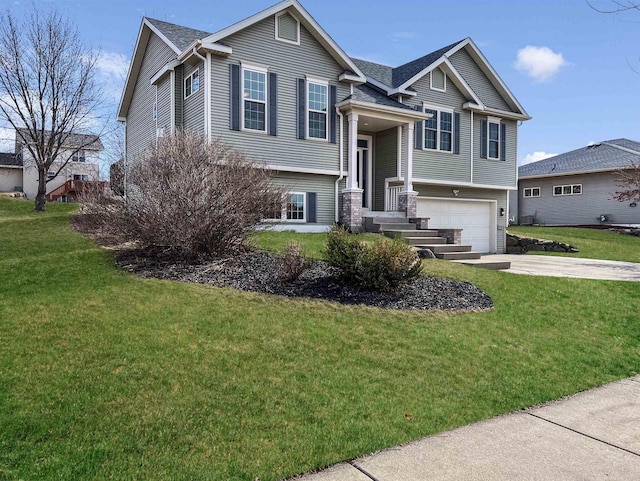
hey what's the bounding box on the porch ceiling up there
[358,114,403,133]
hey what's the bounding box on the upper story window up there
[430,68,446,92]
[184,69,199,99]
[307,80,328,140]
[553,184,582,196]
[243,67,267,132]
[523,187,540,198]
[275,11,300,45]
[72,150,86,163]
[488,119,500,160]
[424,106,453,152]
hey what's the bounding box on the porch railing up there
[385,185,403,211]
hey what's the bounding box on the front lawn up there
[508,225,640,263]
[1,197,640,480]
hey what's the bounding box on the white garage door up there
[417,198,494,252]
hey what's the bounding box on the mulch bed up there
[116,249,493,312]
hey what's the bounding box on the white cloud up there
[519,151,557,166]
[93,51,129,103]
[514,46,568,82]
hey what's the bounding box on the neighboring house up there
[0,152,23,193]
[118,0,529,253]
[10,129,104,201]
[514,139,640,226]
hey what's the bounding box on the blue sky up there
[3,0,640,165]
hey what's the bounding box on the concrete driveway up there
[293,376,640,480]
[466,254,640,281]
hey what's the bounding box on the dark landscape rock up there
[116,250,493,312]
[506,233,578,254]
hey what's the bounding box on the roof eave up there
[519,167,631,180]
[336,99,430,119]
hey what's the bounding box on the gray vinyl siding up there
[183,60,205,135]
[209,16,349,172]
[519,173,640,226]
[473,116,517,187]
[271,172,336,224]
[449,48,511,112]
[174,65,183,129]
[277,13,298,42]
[374,128,398,211]
[413,184,509,252]
[156,75,172,134]
[509,189,519,224]
[126,33,176,161]
[405,74,471,183]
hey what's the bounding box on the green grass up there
[509,225,640,263]
[1,197,640,480]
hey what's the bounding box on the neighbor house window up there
[47,171,55,180]
[72,150,86,163]
[307,81,328,140]
[286,192,305,221]
[73,174,89,181]
[553,184,582,196]
[184,69,199,98]
[523,187,540,198]
[424,106,453,152]
[488,120,500,160]
[243,68,267,132]
[275,11,300,44]
[430,68,446,92]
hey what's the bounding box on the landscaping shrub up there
[76,131,284,260]
[278,241,310,281]
[325,225,422,291]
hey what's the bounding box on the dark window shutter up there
[329,85,337,144]
[306,192,317,223]
[414,105,423,150]
[500,122,507,161]
[453,112,460,154]
[297,78,306,140]
[480,119,487,159]
[230,64,240,131]
[268,72,277,136]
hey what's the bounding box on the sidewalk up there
[295,376,640,480]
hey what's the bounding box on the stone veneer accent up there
[341,189,363,232]
[398,191,418,217]
[435,229,463,245]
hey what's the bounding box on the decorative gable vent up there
[276,12,300,45]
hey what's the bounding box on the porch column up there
[399,122,418,217]
[341,112,364,232]
[347,113,359,189]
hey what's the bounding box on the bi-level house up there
[118,0,529,253]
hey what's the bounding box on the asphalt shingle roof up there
[0,152,21,167]
[351,39,465,89]
[519,139,640,178]
[348,84,417,111]
[146,18,211,52]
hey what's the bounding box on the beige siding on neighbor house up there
[0,167,22,192]
[519,172,640,226]
[208,16,349,173]
[126,33,176,162]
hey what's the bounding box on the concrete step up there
[405,236,447,246]
[366,216,409,224]
[377,223,416,231]
[435,251,482,260]
[415,244,472,253]
[452,259,512,270]
[384,229,440,238]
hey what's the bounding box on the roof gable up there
[145,18,211,52]
[392,40,464,88]
[519,139,640,178]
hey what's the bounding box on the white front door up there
[357,135,373,209]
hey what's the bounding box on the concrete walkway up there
[294,376,640,480]
[463,254,640,281]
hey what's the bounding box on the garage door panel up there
[417,198,493,253]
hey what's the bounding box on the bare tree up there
[0,6,103,211]
[613,164,640,203]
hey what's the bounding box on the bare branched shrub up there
[79,131,284,260]
[278,241,310,281]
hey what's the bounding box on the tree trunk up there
[34,168,47,212]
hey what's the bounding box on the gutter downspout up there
[191,46,210,140]
[470,111,474,184]
[334,107,344,223]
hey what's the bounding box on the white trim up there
[338,72,363,83]
[487,118,500,160]
[275,10,300,45]
[430,67,446,92]
[306,79,329,141]
[523,187,541,198]
[470,110,474,183]
[396,125,402,178]
[336,99,428,121]
[170,70,175,133]
[205,52,212,142]
[386,176,516,191]
[144,18,181,54]
[416,196,498,253]
[552,183,582,196]
[240,61,269,73]
[150,60,181,85]
[422,103,454,153]
[184,68,200,99]
[202,0,366,81]
[357,134,373,209]
[241,66,268,133]
[265,164,340,176]
[286,191,307,222]
[0,164,23,170]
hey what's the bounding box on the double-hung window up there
[307,80,328,140]
[424,106,453,152]
[184,69,199,98]
[286,192,305,221]
[243,67,267,132]
[72,150,86,163]
[488,119,500,160]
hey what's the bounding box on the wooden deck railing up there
[46,180,107,202]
